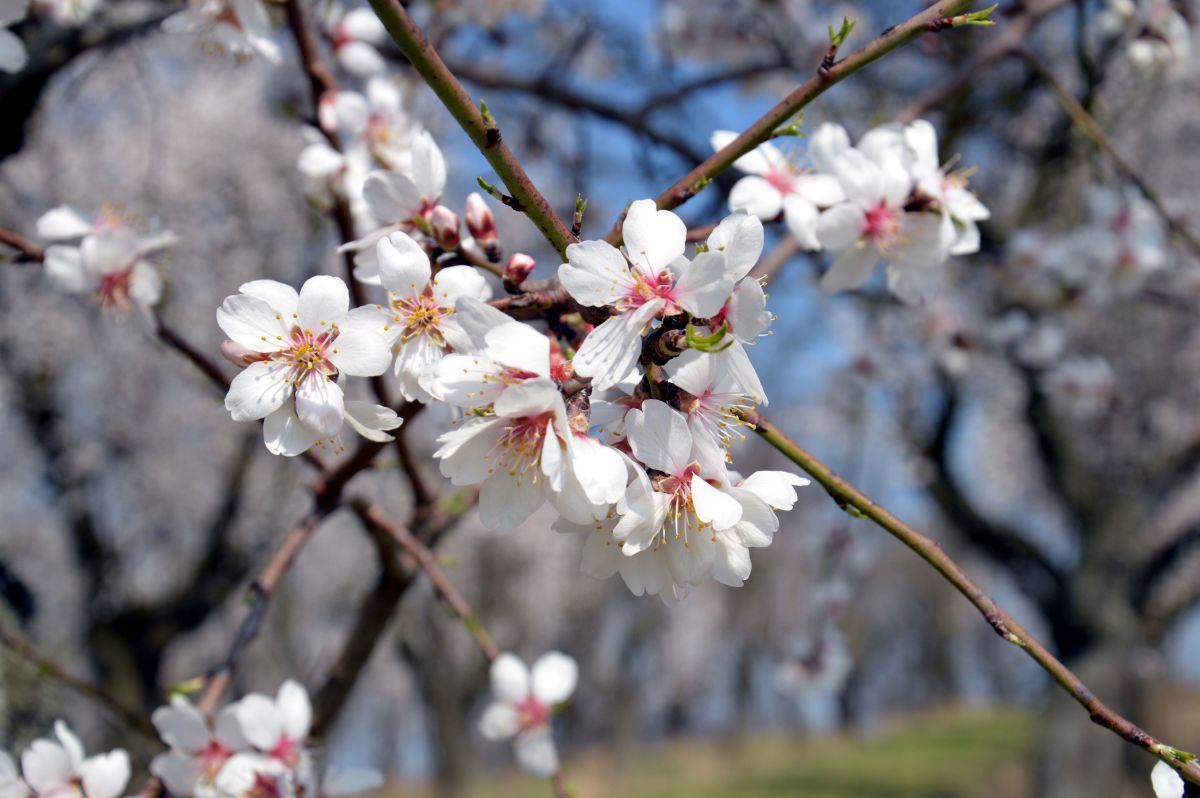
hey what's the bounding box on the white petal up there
[294,376,344,436]
[235,695,282,752]
[452,296,514,352]
[297,275,349,332]
[225,361,292,422]
[36,206,92,240]
[337,42,386,78]
[217,293,291,353]
[492,378,560,419]
[1151,761,1185,798]
[738,471,809,510]
[490,653,531,703]
[238,280,299,316]
[512,728,558,779]
[480,470,545,531]
[728,176,783,221]
[665,527,716,586]
[431,264,491,303]
[44,245,90,294]
[276,680,312,743]
[560,240,634,307]
[329,309,392,376]
[262,405,324,457]
[690,476,742,530]
[21,740,71,794]
[376,230,431,292]
[570,299,663,391]
[410,130,446,201]
[674,250,734,318]
[820,243,880,293]
[79,752,130,798]
[343,401,403,442]
[478,703,519,741]
[706,211,763,282]
[626,399,691,476]
[149,752,203,797]
[482,322,551,378]
[711,537,752,587]
[298,143,344,179]
[363,171,421,222]
[622,199,685,273]
[815,203,865,251]
[783,195,822,251]
[793,173,846,207]
[434,418,505,485]
[808,123,851,173]
[531,652,578,705]
[727,278,771,340]
[152,696,210,753]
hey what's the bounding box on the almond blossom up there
[710,129,844,249]
[901,119,990,256]
[559,199,733,390]
[19,721,129,798]
[479,652,577,779]
[44,227,177,310]
[150,696,249,798]
[163,0,281,63]
[217,275,399,455]
[364,229,492,402]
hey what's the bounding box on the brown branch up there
[602,0,978,245]
[367,0,577,257]
[352,500,499,661]
[0,226,45,262]
[0,620,157,739]
[740,409,1200,783]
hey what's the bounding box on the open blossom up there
[0,0,28,74]
[19,721,130,798]
[341,131,447,283]
[325,5,388,78]
[710,129,844,249]
[44,227,176,310]
[364,230,492,402]
[479,652,577,779]
[814,122,954,302]
[163,0,281,63]
[217,275,399,455]
[559,199,733,390]
[901,119,990,256]
[151,696,248,798]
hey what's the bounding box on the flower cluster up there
[1098,0,1193,76]
[164,0,281,62]
[37,205,177,312]
[478,652,577,778]
[150,681,382,798]
[0,721,129,798]
[713,119,989,303]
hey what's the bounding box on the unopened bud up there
[220,339,258,366]
[430,205,461,250]
[465,192,497,245]
[504,252,536,285]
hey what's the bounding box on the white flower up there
[664,350,756,471]
[429,320,552,408]
[710,129,844,250]
[150,696,249,798]
[0,0,28,74]
[163,0,281,63]
[235,680,312,766]
[44,228,176,310]
[559,199,733,390]
[434,379,578,531]
[363,230,492,402]
[479,652,577,779]
[1151,760,1185,798]
[341,131,447,283]
[211,753,294,798]
[814,124,955,302]
[0,752,28,798]
[902,119,990,256]
[20,721,130,798]
[327,5,388,78]
[217,276,398,455]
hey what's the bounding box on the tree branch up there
[739,408,1200,783]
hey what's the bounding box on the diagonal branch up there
[367,0,577,257]
[601,0,978,245]
[739,408,1200,784]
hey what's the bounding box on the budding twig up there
[602,0,978,246]
[572,195,587,238]
[740,409,1200,786]
[0,226,45,263]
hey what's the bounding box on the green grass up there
[389,706,1036,798]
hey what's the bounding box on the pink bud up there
[317,93,339,135]
[504,252,536,285]
[465,192,497,244]
[220,339,260,366]
[430,205,461,250]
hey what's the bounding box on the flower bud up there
[504,252,536,285]
[465,192,497,245]
[220,339,259,366]
[430,205,461,250]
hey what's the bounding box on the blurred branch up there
[739,408,1200,784]
[602,0,978,245]
[0,226,44,262]
[351,499,499,661]
[1019,49,1200,258]
[367,0,577,257]
[0,620,156,739]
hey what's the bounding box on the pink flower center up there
[862,200,901,247]
[274,325,338,384]
[618,268,678,314]
[488,413,556,485]
[200,741,234,780]
[247,773,283,798]
[95,267,136,308]
[651,463,714,545]
[763,168,796,196]
[516,697,551,730]
[391,286,450,344]
[269,737,300,766]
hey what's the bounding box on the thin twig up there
[367,0,577,257]
[739,409,1200,784]
[0,621,157,739]
[1020,48,1200,258]
[352,500,499,661]
[602,0,977,245]
[0,226,45,262]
